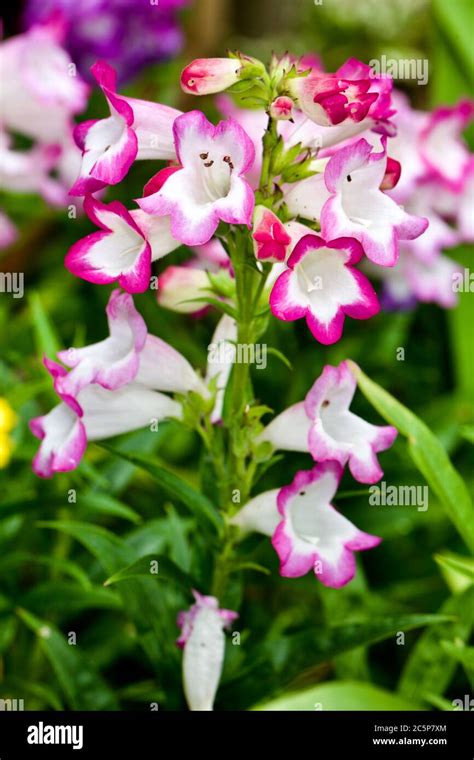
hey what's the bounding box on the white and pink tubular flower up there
[258,361,397,485]
[138,110,255,246]
[231,461,381,588]
[285,137,428,267]
[71,60,181,195]
[29,290,235,478]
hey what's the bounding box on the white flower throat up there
[198,150,234,201]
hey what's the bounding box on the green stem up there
[259,115,278,196]
[209,115,279,600]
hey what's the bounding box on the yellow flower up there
[0,432,14,468]
[0,399,16,468]
[0,398,16,434]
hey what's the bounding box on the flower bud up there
[157,266,212,313]
[177,591,238,711]
[180,58,243,95]
[270,95,294,121]
[252,206,291,262]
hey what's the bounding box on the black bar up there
[0,710,471,757]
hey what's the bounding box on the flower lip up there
[143,165,182,197]
[136,110,255,246]
[304,361,398,484]
[287,233,364,269]
[65,195,153,293]
[43,356,83,416]
[56,288,148,397]
[30,404,87,479]
[320,137,429,267]
[272,461,382,587]
[269,233,379,345]
[90,60,135,126]
[172,110,255,177]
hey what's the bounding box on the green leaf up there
[37,520,133,576]
[280,156,317,184]
[424,693,458,711]
[0,616,17,655]
[104,555,194,593]
[440,640,474,690]
[254,681,423,711]
[21,581,123,615]
[275,615,452,677]
[433,0,474,83]
[398,587,474,703]
[230,561,271,576]
[17,608,118,710]
[0,678,63,710]
[271,141,304,176]
[36,521,184,664]
[80,492,142,525]
[98,446,224,532]
[349,362,474,553]
[265,347,293,370]
[460,425,474,444]
[206,270,236,298]
[0,551,91,588]
[221,614,451,708]
[434,552,474,582]
[176,296,238,320]
[29,292,61,359]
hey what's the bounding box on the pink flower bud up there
[270,95,294,121]
[180,58,242,95]
[252,206,291,262]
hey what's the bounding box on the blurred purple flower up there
[23,0,190,83]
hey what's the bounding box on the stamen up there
[298,263,321,293]
[200,152,209,159]
[204,160,214,167]
[223,155,234,170]
[347,175,352,182]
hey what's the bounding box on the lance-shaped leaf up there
[98,445,224,532]
[20,581,123,616]
[219,613,451,709]
[348,361,474,553]
[17,608,118,710]
[398,586,474,703]
[36,520,182,666]
[434,552,474,583]
[104,555,195,594]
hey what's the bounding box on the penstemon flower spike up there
[26,47,473,710]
